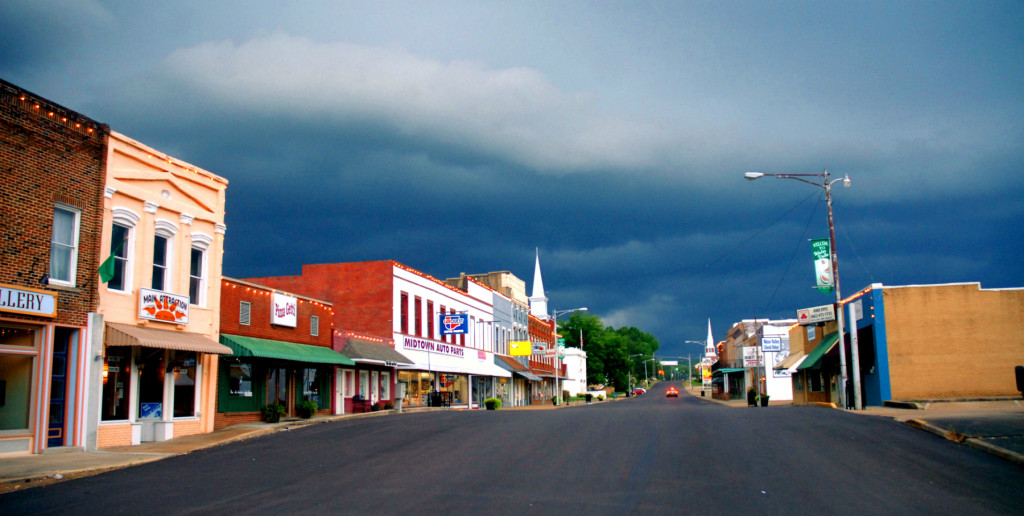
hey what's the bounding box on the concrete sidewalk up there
[0,398,620,495]
[0,410,395,494]
[695,391,1024,465]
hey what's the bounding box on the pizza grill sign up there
[272,292,298,327]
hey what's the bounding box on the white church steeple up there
[529,248,549,319]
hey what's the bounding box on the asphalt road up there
[4,382,1024,515]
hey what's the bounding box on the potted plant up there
[760,394,770,407]
[261,403,286,423]
[370,401,382,412]
[484,398,501,410]
[384,401,394,410]
[297,399,319,419]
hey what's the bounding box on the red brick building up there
[216,278,353,427]
[0,79,108,454]
[247,260,510,409]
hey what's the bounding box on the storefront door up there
[47,329,71,447]
[267,367,289,412]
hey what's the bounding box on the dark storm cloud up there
[2,1,1021,351]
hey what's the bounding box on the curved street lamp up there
[552,307,587,402]
[745,169,860,410]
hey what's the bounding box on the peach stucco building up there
[90,131,229,448]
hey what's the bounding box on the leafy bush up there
[261,403,286,423]
[297,399,319,419]
[484,397,502,410]
[384,401,394,410]
[598,395,604,401]
[371,401,382,412]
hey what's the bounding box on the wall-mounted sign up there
[0,283,57,318]
[402,337,466,358]
[139,287,189,324]
[797,304,835,325]
[510,341,531,356]
[761,336,782,352]
[439,313,468,335]
[271,292,297,327]
[743,346,762,367]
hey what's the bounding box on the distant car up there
[631,387,646,396]
[666,386,679,397]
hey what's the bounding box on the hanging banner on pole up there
[812,238,834,294]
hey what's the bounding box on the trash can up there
[747,389,757,407]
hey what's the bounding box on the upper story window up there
[152,235,169,291]
[189,232,212,307]
[310,316,319,336]
[414,296,422,336]
[189,248,205,305]
[400,292,409,334]
[107,223,131,292]
[49,204,81,287]
[426,301,434,338]
[239,301,251,325]
[152,219,177,292]
[107,207,140,293]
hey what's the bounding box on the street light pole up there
[745,169,859,409]
[552,307,587,404]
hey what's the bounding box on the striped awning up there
[106,323,232,354]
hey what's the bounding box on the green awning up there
[220,334,355,365]
[713,368,746,375]
[797,333,839,371]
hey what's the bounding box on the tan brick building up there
[788,282,1024,406]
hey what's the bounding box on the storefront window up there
[439,374,467,404]
[101,346,132,421]
[137,348,165,419]
[0,354,34,431]
[398,371,434,406]
[0,326,35,347]
[808,371,823,392]
[359,370,369,398]
[302,368,324,408]
[267,368,288,405]
[381,372,391,400]
[171,351,197,418]
[228,363,253,397]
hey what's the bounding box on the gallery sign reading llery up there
[0,283,57,317]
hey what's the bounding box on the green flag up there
[99,237,127,283]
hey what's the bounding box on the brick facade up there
[220,278,334,348]
[882,283,1024,399]
[216,278,337,427]
[246,261,394,337]
[0,79,108,324]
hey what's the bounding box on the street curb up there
[963,438,1024,465]
[904,418,958,440]
[903,418,1024,465]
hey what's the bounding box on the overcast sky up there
[4,1,1022,357]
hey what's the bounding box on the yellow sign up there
[510,341,531,356]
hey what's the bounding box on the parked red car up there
[631,387,646,396]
